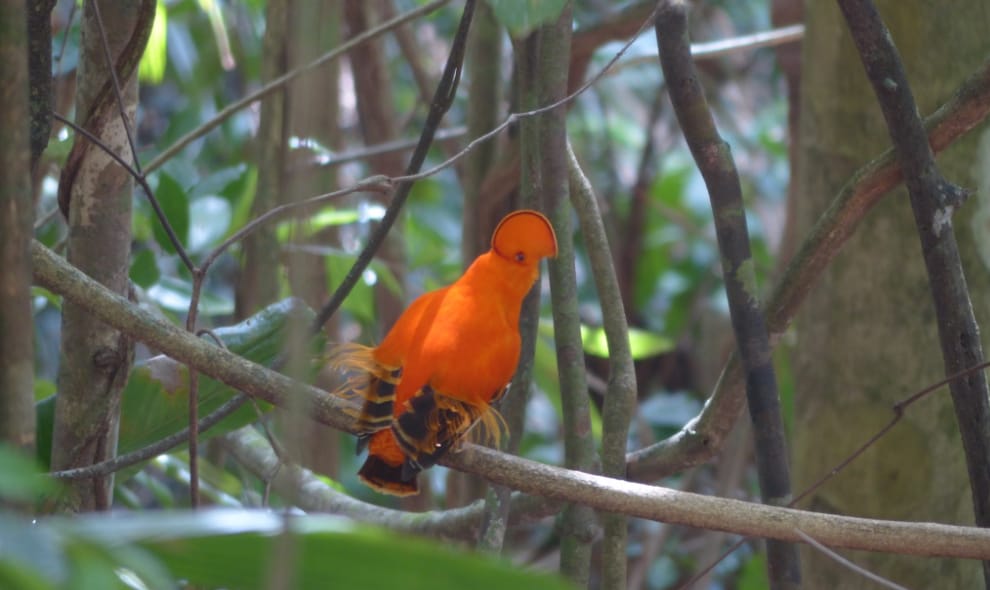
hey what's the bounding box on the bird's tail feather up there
[358,454,419,497]
[327,343,401,434]
[392,386,506,471]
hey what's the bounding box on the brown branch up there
[655,2,800,586]
[222,426,560,541]
[50,394,249,480]
[626,55,990,483]
[27,0,57,166]
[30,238,990,560]
[836,3,990,584]
[0,0,36,456]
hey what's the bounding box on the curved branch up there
[221,426,559,541]
[627,55,990,483]
[30,239,990,561]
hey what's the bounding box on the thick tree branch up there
[836,0,990,584]
[655,2,801,587]
[566,140,637,590]
[29,239,990,560]
[27,0,56,166]
[535,4,598,586]
[221,426,560,542]
[627,55,990,483]
[0,0,36,456]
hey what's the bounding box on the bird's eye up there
[514,252,526,262]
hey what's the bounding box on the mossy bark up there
[0,0,35,456]
[51,0,147,512]
[793,1,990,586]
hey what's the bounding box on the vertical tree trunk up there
[0,0,36,456]
[343,0,406,336]
[281,0,343,479]
[792,1,990,586]
[462,1,504,262]
[51,0,149,512]
[237,0,288,318]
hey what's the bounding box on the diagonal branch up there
[29,238,990,560]
[836,0,990,584]
[310,0,477,332]
[655,2,800,587]
[627,55,990,483]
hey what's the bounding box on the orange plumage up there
[331,210,558,496]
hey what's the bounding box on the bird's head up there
[491,210,558,266]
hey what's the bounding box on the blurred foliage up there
[0,510,574,590]
[22,0,792,587]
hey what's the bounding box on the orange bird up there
[331,210,557,496]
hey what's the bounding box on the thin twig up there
[290,126,467,173]
[50,393,249,480]
[143,0,452,174]
[613,23,804,73]
[30,238,990,560]
[837,1,990,583]
[794,529,909,590]
[680,359,990,588]
[89,0,143,175]
[51,112,195,271]
[310,0,477,332]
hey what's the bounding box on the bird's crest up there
[491,209,558,262]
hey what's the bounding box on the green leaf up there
[138,1,168,84]
[323,249,403,324]
[151,173,190,255]
[114,299,316,477]
[737,551,769,590]
[579,325,674,359]
[62,511,576,590]
[36,299,319,474]
[486,0,568,37]
[129,248,160,289]
[228,165,259,235]
[188,195,232,252]
[0,445,56,501]
[147,275,234,315]
[0,513,66,590]
[276,207,361,241]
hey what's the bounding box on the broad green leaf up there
[0,446,56,501]
[138,2,168,84]
[276,207,362,242]
[129,248,160,288]
[191,163,249,200]
[151,172,190,255]
[0,513,66,590]
[486,0,568,38]
[147,275,234,315]
[115,298,316,475]
[64,510,576,590]
[323,249,403,325]
[579,325,674,359]
[188,195,232,252]
[37,299,319,474]
[737,552,769,590]
[228,165,259,234]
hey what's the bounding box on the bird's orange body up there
[331,210,557,496]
